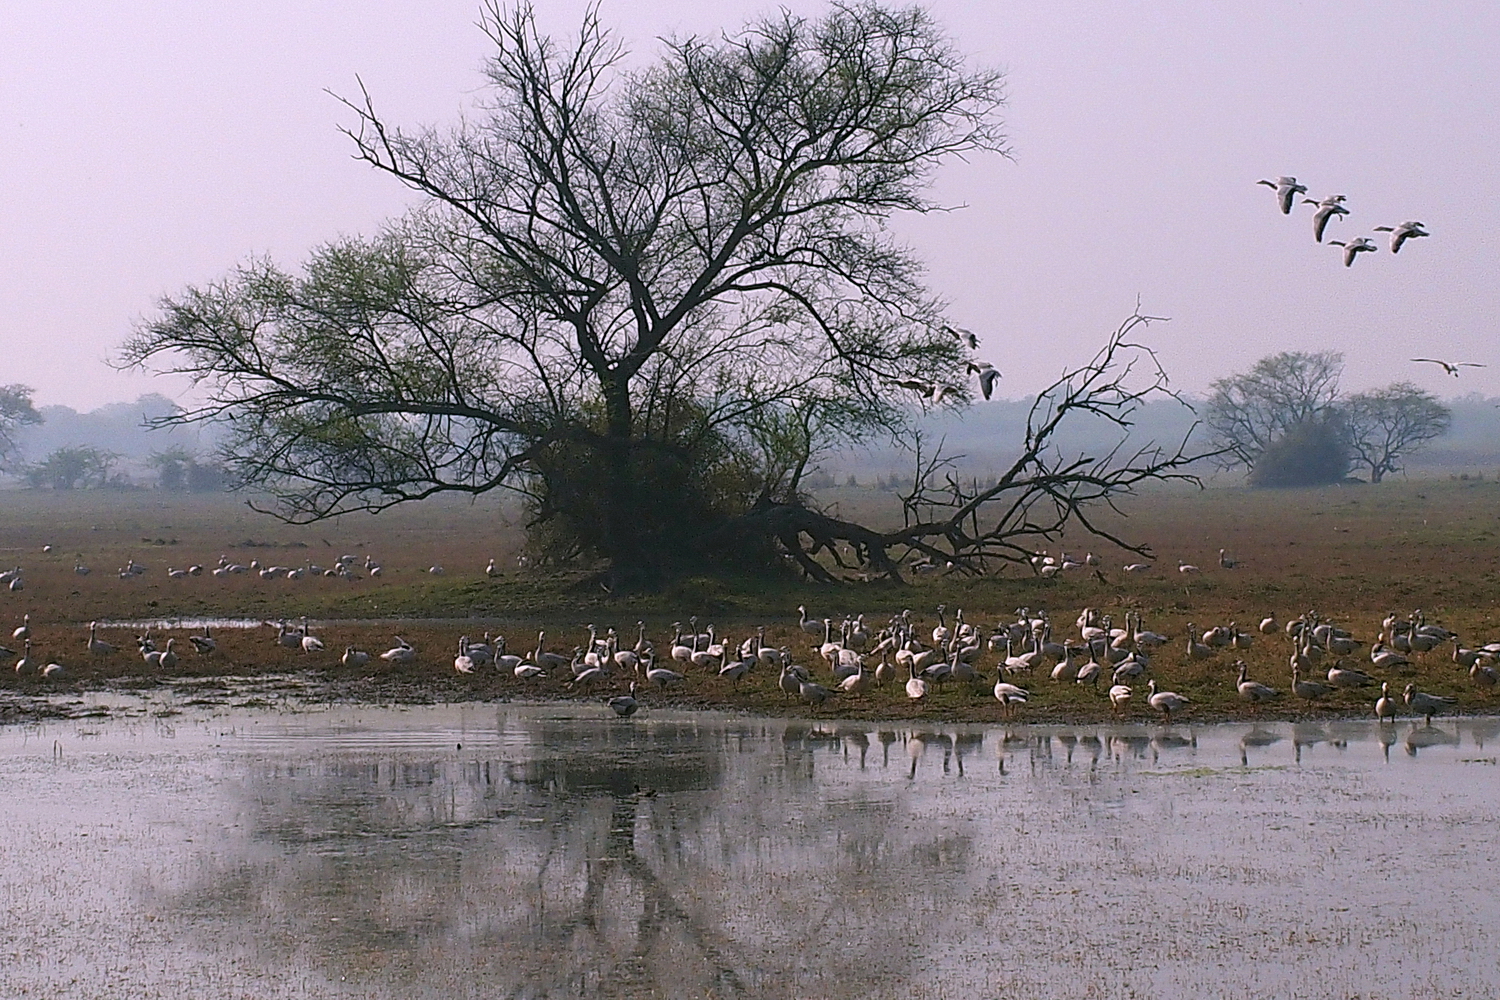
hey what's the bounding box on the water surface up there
[3,707,1498,999]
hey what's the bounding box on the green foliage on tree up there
[1245,418,1350,487]
[24,446,120,490]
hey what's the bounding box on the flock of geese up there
[12,602,1477,728]
[1257,175,1429,267]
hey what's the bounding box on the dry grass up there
[3,480,1499,724]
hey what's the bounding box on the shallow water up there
[4,707,1499,999]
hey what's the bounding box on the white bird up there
[1291,666,1332,701]
[905,663,928,701]
[1327,237,1377,267]
[42,661,64,678]
[342,646,370,668]
[1122,563,1151,573]
[381,638,417,664]
[454,637,476,675]
[1177,561,1199,574]
[12,615,30,641]
[532,631,571,672]
[609,682,640,717]
[85,623,114,657]
[301,631,324,654]
[993,678,1029,718]
[1404,683,1456,724]
[1218,548,1238,569]
[1147,679,1190,722]
[1373,220,1429,254]
[1411,357,1485,378]
[1375,682,1399,722]
[967,361,1001,400]
[1108,683,1132,714]
[513,660,546,680]
[796,605,824,636]
[1301,193,1350,242]
[428,565,444,575]
[14,640,32,674]
[944,324,980,350]
[485,558,500,577]
[1256,175,1308,214]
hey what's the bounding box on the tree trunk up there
[600,375,652,589]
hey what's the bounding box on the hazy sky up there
[3,1,1497,410]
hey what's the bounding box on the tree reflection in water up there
[161,712,974,999]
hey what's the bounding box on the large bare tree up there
[124,2,1204,584]
[1203,350,1344,470]
[1343,382,1451,482]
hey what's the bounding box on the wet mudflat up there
[3,707,1498,999]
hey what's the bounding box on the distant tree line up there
[1205,351,1451,485]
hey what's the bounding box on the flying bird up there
[1411,358,1486,377]
[1256,176,1308,214]
[943,325,980,350]
[1327,237,1378,267]
[967,361,1001,400]
[1301,194,1350,242]
[1372,221,1429,253]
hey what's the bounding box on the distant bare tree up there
[1204,351,1343,469]
[0,384,41,472]
[1343,382,1451,482]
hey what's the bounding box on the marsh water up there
[3,706,1498,999]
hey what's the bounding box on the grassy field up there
[2,479,1499,724]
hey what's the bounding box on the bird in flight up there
[1301,194,1350,242]
[1256,176,1308,214]
[1327,237,1378,267]
[967,361,1001,400]
[1411,358,1486,377]
[943,325,980,350]
[1372,221,1430,254]
[892,378,961,405]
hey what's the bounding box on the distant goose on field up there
[342,646,370,668]
[1218,548,1238,569]
[1328,237,1378,267]
[1373,220,1429,253]
[188,626,216,655]
[1257,175,1308,214]
[1122,562,1151,573]
[380,637,416,663]
[12,615,30,641]
[1177,561,1199,574]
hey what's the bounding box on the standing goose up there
[1108,683,1132,715]
[797,605,824,636]
[993,676,1029,718]
[609,682,640,718]
[454,637,476,675]
[12,615,30,642]
[188,626,216,655]
[905,661,928,701]
[1403,684,1456,725]
[14,640,32,674]
[1146,679,1190,722]
[1375,682,1399,722]
[1291,665,1332,701]
[532,632,571,672]
[86,623,115,657]
[1185,624,1215,661]
[1235,661,1279,702]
